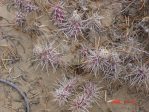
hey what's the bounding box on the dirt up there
[0,0,149,112]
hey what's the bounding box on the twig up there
[120,0,136,13]
[0,79,30,112]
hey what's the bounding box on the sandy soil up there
[0,0,149,112]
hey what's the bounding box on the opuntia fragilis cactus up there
[15,11,26,27]
[70,94,92,112]
[52,76,78,106]
[82,82,102,103]
[33,42,62,72]
[70,82,102,112]
[13,0,24,8]
[103,62,123,83]
[117,37,145,61]
[23,1,39,13]
[79,44,89,59]
[51,4,65,25]
[83,12,104,33]
[102,51,123,83]
[13,0,38,13]
[60,10,83,40]
[83,47,122,78]
[125,63,149,91]
[83,48,111,76]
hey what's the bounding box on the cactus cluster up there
[53,76,102,112]
[33,42,63,72]
[1,0,149,112]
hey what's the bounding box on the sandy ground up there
[0,0,149,112]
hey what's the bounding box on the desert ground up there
[0,0,149,112]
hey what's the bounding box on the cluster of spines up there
[52,76,77,106]
[62,10,83,39]
[79,36,149,87]
[70,82,101,112]
[82,13,104,33]
[52,77,102,112]
[13,0,39,27]
[51,4,65,24]
[33,42,62,72]
[13,0,38,13]
[82,47,121,77]
[125,63,149,91]
[49,1,103,40]
[16,11,26,27]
